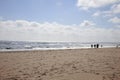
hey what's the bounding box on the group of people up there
[91,44,102,48]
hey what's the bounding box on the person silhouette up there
[96,44,99,48]
[94,44,96,48]
[91,44,93,48]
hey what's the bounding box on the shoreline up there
[0,47,117,53]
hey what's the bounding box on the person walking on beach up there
[96,44,99,48]
[91,44,93,48]
[94,44,96,48]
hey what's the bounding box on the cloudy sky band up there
[0,0,120,42]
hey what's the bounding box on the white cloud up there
[92,11,101,17]
[111,3,120,14]
[109,17,120,24]
[0,20,120,42]
[115,25,120,28]
[80,20,95,27]
[102,3,120,17]
[77,0,119,10]
[93,3,120,17]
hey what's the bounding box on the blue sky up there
[0,0,120,42]
[0,0,88,25]
[0,0,112,25]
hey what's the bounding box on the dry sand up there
[0,48,120,80]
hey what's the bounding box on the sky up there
[0,0,120,42]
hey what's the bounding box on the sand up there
[0,48,120,80]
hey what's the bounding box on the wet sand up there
[0,48,120,80]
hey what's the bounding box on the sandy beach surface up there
[0,48,120,80]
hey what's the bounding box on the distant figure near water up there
[94,44,96,48]
[91,44,99,48]
[91,44,93,48]
[96,44,99,48]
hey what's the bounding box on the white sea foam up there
[0,41,119,52]
[0,46,117,52]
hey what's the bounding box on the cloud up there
[0,20,120,42]
[93,3,120,17]
[102,3,120,17]
[111,3,120,14]
[80,20,95,27]
[76,0,119,10]
[92,11,101,17]
[115,25,120,28]
[109,17,120,24]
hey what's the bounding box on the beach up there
[0,48,120,80]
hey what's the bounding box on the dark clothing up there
[96,44,99,48]
[91,45,93,48]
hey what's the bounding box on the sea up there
[0,40,119,51]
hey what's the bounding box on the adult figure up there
[96,44,99,48]
[91,44,93,48]
[94,44,96,48]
